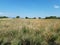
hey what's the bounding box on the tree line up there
[0,16,60,19]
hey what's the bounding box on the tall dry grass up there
[0,19,60,45]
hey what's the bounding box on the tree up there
[33,17,36,19]
[25,17,29,19]
[45,16,57,19]
[38,17,41,19]
[0,16,8,18]
[16,16,20,18]
[57,17,60,19]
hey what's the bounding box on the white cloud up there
[54,5,60,9]
[0,12,9,16]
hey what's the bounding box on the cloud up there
[54,5,60,9]
[0,12,9,16]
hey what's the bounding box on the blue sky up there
[0,0,60,18]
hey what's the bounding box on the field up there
[0,18,60,45]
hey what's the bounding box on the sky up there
[0,0,60,18]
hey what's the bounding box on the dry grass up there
[0,19,60,31]
[0,18,60,45]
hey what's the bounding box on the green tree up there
[25,17,29,19]
[33,17,36,19]
[38,17,41,19]
[45,16,57,19]
[0,16,8,18]
[16,16,20,18]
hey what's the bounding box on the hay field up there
[0,19,60,45]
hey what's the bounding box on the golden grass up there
[0,19,60,31]
[0,19,60,45]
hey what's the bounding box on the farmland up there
[0,19,60,45]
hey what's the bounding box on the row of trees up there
[0,16,8,18]
[16,16,60,19]
[0,16,60,19]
